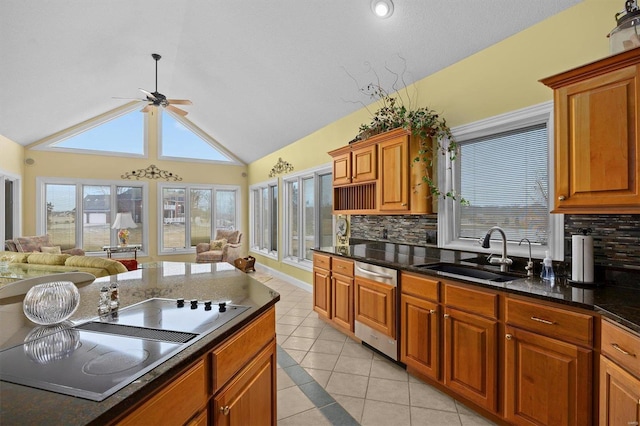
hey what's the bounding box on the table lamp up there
[112,212,137,246]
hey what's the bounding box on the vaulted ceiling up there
[0,0,581,164]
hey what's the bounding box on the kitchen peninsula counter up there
[0,262,279,425]
[313,242,640,334]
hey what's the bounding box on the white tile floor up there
[261,274,498,426]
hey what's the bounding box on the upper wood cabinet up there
[329,128,432,214]
[541,47,640,213]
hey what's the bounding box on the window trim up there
[281,164,332,271]
[157,182,241,255]
[35,177,150,255]
[249,179,279,260]
[0,169,22,242]
[31,102,149,158]
[437,101,563,261]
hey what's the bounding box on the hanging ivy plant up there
[355,84,466,203]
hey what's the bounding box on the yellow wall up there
[247,0,619,281]
[0,135,24,176]
[21,109,248,262]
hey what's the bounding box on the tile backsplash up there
[350,214,640,270]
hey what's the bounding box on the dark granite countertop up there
[314,242,640,334]
[0,262,279,426]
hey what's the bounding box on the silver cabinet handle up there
[611,343,636,357]
[220,406,230,416]
[429,309,436,314]
[355,266,394,280]
[530,316,555,325]
[505,334,512,340]
[558,195,566,201]
[443,313,450,318]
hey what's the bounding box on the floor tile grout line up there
[277,344,360,425]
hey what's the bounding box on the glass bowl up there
[23,281,80,325]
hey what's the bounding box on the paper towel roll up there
[571,235,594,283]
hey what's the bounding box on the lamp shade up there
[111,212,137,229]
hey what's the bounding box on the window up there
[250,180,278,258]
[439,102,563,260]
[159,184,239,253]
[282,166,333,268]
[41,104,146,157]
[37,179,148,252]
[159,110,240,164]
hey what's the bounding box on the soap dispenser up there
[540,251,555,282]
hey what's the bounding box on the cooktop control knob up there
[204,300,212,311]
[176,298,185,308]
[190,300,198,309]
[219,302,227,313]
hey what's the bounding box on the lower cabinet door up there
[213,341,277,426]
[332,273,354,332]
[443,307,498,413]
[400,293,439,380]
[504,326,592,426]
[312,267,331,319]
[600,355,640,426]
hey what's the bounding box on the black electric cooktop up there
[0,298,249,401]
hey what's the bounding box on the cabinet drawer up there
[332,257,354,277]
[444,283,498,319]
[211,307,275,392]
[119,359,207,425]
[602,319,640,378]
[401,272,439,302]
[313,253,331,270]
[505,298,594,347]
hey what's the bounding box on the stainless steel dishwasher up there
[354,261,399,361]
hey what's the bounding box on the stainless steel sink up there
[412,263,523,283]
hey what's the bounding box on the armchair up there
[195,230,243,264]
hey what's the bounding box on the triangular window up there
[159,111,235,163]
[50,108,144,156]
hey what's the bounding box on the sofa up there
[0,251,127,278]
[4,235,85,256]
[195,229,243,264]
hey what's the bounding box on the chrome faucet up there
[519,238,534,277]
[481,226,513,272]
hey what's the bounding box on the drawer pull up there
[443,313,450,318]
[530,316,555,325]
[220,406,230,416]
[505,334,512,340]
[429,309,436,314]
[611,343,637,357]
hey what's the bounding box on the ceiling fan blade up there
[167,99,192,105]
[141,105,153,113]
[113,96,146,101]
[139,88,157,100]
[166,104,188,116]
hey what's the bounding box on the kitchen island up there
[0,261,279,425]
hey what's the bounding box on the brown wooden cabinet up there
[541,47,640,213]
[313,253,354,332]
[329,128,432,214]
[213,341,277,426]
[504,325,592,426]
[400,272,440,380]
[599,319,640,426]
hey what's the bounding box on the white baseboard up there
[254,264,312,293]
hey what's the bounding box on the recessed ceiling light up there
[371,0,394,19]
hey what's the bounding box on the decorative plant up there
[355,83,466,203]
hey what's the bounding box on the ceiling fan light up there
[371,0,393,18]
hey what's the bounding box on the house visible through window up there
[440,102,563,260]
[39,179,147,252]
[159,184,240,253]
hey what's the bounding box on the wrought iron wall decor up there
[121,164,183,181]
[268,157,294,178]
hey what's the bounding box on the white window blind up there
[459,123,549,244]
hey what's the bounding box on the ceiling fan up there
[117,53,192,116]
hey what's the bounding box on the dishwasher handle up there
[355,265,397,285]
